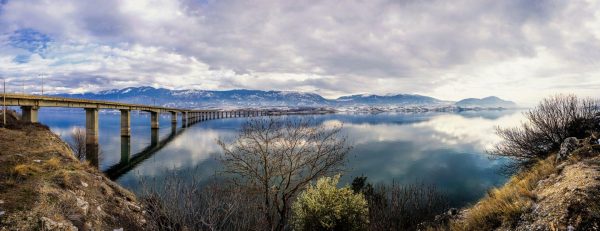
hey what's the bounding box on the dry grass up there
[13,164,42,176]
[45,157,61,170]
[448,156,557,231]
[1,121,148,230]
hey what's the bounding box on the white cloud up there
[0,0,599,104]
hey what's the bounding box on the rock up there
[39,217,78,231]
[81,181,88,187]
[557,137,580,162]
[76,197,89,215]
[113,228,124,231]
[33,159,42,163]
[0,210,5,216]
[447,208,458,216]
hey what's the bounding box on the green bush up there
[291,175,369,231]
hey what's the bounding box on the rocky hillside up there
[442,135,600,230]
[0,112,147,230]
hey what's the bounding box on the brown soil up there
[0,111,147,230]
[509,156,600,230]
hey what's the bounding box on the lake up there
[36,109,524,207]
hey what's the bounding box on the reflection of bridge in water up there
[2,93,266,168]
[104,126,184,180]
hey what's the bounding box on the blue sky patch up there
[12,54,31,64]
[9,28,52,54]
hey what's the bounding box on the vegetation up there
[67,126,86,161]
[444,94,600,230]
[139,170,265,230]
[490,94,600,169]
[291,175,369,231]
[446,156,557,230]
[0,117,147,230]
[351,177,449,230]
[218,117,351,230]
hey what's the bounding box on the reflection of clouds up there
[412,112,525,150]
[322,119,343,128]
[125,127,237,177]
[342,111,524,153]
[49,125,80,138]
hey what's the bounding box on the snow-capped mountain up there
[52,86,517,109]
[54,87,330,108]
[455,96,517,108]
[336,93,447,106]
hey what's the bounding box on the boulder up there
[557,137,579,162]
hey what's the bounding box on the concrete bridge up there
[2,93,266,166]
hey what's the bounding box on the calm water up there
[37,108,524,207]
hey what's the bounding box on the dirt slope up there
[0,113,147,230]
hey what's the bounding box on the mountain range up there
[53,86,517,109]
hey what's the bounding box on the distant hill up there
[336,94,446,106]
[52,86,516,109]
[455,96,517,108]
[54,87,330,108]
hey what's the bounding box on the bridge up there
[1,93,266,166]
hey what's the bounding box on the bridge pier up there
[150,111,159,129]
[21,106,39,123]
[85,108,99,167]
[120,136,131,164]
[182,112,187,127]
[170,111,177,127]
[120,109,130,137]
[151,127,159,146]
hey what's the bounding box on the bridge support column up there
[120,109,130,137]
[151,127,159,146]
[151,111,159,129]
[182,112,187,128]
[170,111,177,127]
[120,136,131,164]
[21,106,39,123]
[85,108,99,168]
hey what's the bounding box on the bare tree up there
[218,117,351,230]
[490,94,600,169]
[68,127,86,160]
[139,170,265,231]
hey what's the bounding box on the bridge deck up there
[1,93,245,112]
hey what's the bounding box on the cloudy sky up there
[1,0,599,105]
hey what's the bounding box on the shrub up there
[352,177,449,230]
[292,175,369,231]
[490,94,600,169]
[138,169,265,231]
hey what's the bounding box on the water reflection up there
[105,127,186,179]
[37,109,524,207]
